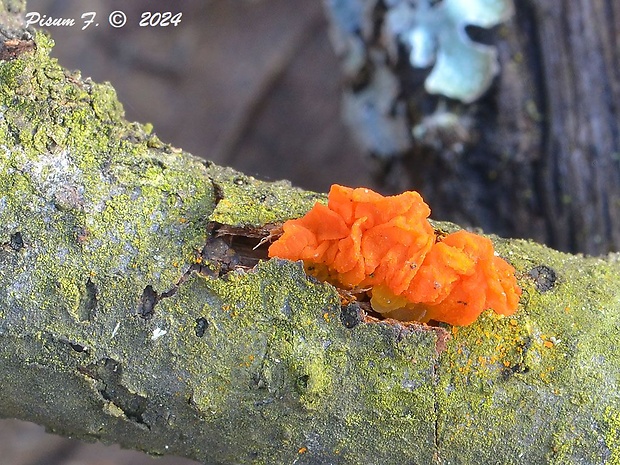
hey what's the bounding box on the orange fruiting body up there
[268,185,521,326]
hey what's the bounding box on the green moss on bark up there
[153,259,440,463]
[436,239,620,464]
[1,26,620,465]
[0,33,215,337]
[205,164,324,227]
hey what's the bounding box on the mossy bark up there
[1,17,620,465]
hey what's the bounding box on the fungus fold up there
[268,185,521,326]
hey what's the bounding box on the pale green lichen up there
[0,33,215,322]
[384,0,514,102]
[605,407,620,465]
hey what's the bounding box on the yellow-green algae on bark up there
[1,30,620,465]
[206,164,324,227]
[0,33,214,313]
[154,259,439,463]
[438,239,620,464]
[0,33,439,464]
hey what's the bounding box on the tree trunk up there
[324,0,620,255]
[2,3,620,464]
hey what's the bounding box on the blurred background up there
[2,0,376,463]
[26,0,374,192]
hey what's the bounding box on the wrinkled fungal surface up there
[268,184,521,326]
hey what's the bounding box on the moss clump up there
[206,164,324,226]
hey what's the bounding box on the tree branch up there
[1,8,620,465]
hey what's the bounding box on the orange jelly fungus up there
[268,185,521,326]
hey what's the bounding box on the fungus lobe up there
[268,185,521,326]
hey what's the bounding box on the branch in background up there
[323,0,620,255]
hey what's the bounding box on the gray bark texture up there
[1,2,620,464]
[323,0,620,255]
